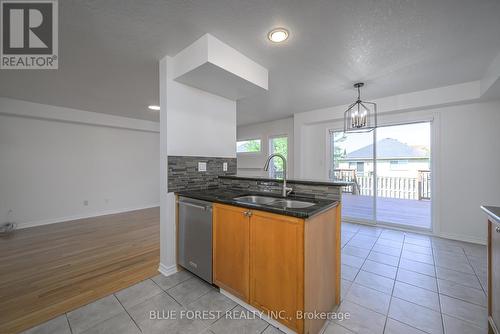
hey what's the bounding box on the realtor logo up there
[1,0,58,69]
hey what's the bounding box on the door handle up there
[243,210,253,217]
[178,201,208,210]
[496,226,500,233]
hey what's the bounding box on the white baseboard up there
[437,232,486,246]
[158,263,178,277]
[220,289,299,334]
[15,203,160,230]
[343,219,487,246]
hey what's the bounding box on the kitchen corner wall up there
[159,55,237,276]
[159,34,268,276]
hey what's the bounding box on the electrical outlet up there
[198,162,207,172]
[223,162,228,171]
[83,200,89,206]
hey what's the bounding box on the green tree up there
[270,137,287,177]
[238,139,261,152]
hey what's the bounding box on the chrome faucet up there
[263,153,292,197]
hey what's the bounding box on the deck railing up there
[331,169,360,194]
[332,169,431,200]
[418,170,431,200]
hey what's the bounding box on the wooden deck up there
[342,194,431,229]
[0,207,160,334]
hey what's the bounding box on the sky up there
[332,122,431,154]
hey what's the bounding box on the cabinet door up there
[491,220,500,332]
[213,203,250,301]
[250,210,304,333]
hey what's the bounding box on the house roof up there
[344,138,428,160]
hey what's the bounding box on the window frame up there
[268,135,288,178]
[236,138,262,154]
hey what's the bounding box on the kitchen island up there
[482,206,500,334]
[176,176,345,334]
[177,187,338,218]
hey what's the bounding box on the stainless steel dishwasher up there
[177,196,213,283]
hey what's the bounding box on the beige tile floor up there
[335,222,487,334]
[22,222,488,334]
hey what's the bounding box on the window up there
[390,160,409,171]
[237,139,261,153]
[268,136,288,179]
[348,161,364,173]
[330,121,432,230]
[356,162,365,173]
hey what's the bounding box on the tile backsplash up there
[218,177,342,201]
[168,156,342,201]
[167,156,236,192]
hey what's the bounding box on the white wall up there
[292,82,500,244]
[294,81,482,178]
[438,102,500,243]
[0,98,160,228]
[159,55,237,276]
[236,117,294,177]
[172,34,268,93]
[167,58,237,158]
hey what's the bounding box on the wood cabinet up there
[213,204,250,301]
[489,218,500,334]
[250,211,305,332]
[213,203,341,334]
[304,205,341,334]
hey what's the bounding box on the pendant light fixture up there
[344,82,377,133]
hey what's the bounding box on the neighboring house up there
[338,138,430,177]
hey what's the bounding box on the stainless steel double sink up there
[233,195,315,209]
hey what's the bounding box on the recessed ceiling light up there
[268,28,289,43]
[148,105,160,111]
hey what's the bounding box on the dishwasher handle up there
[178,200,212,211]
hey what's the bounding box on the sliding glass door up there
[330,121,432,230]
[330,131,375,222]
[375,123,431,229]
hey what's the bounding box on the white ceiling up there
[1,0,499,125]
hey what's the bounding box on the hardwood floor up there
[0,207,160,334]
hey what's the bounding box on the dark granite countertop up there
[218,175,352,187]
[481,206,500,223]
[176,188,339,219]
